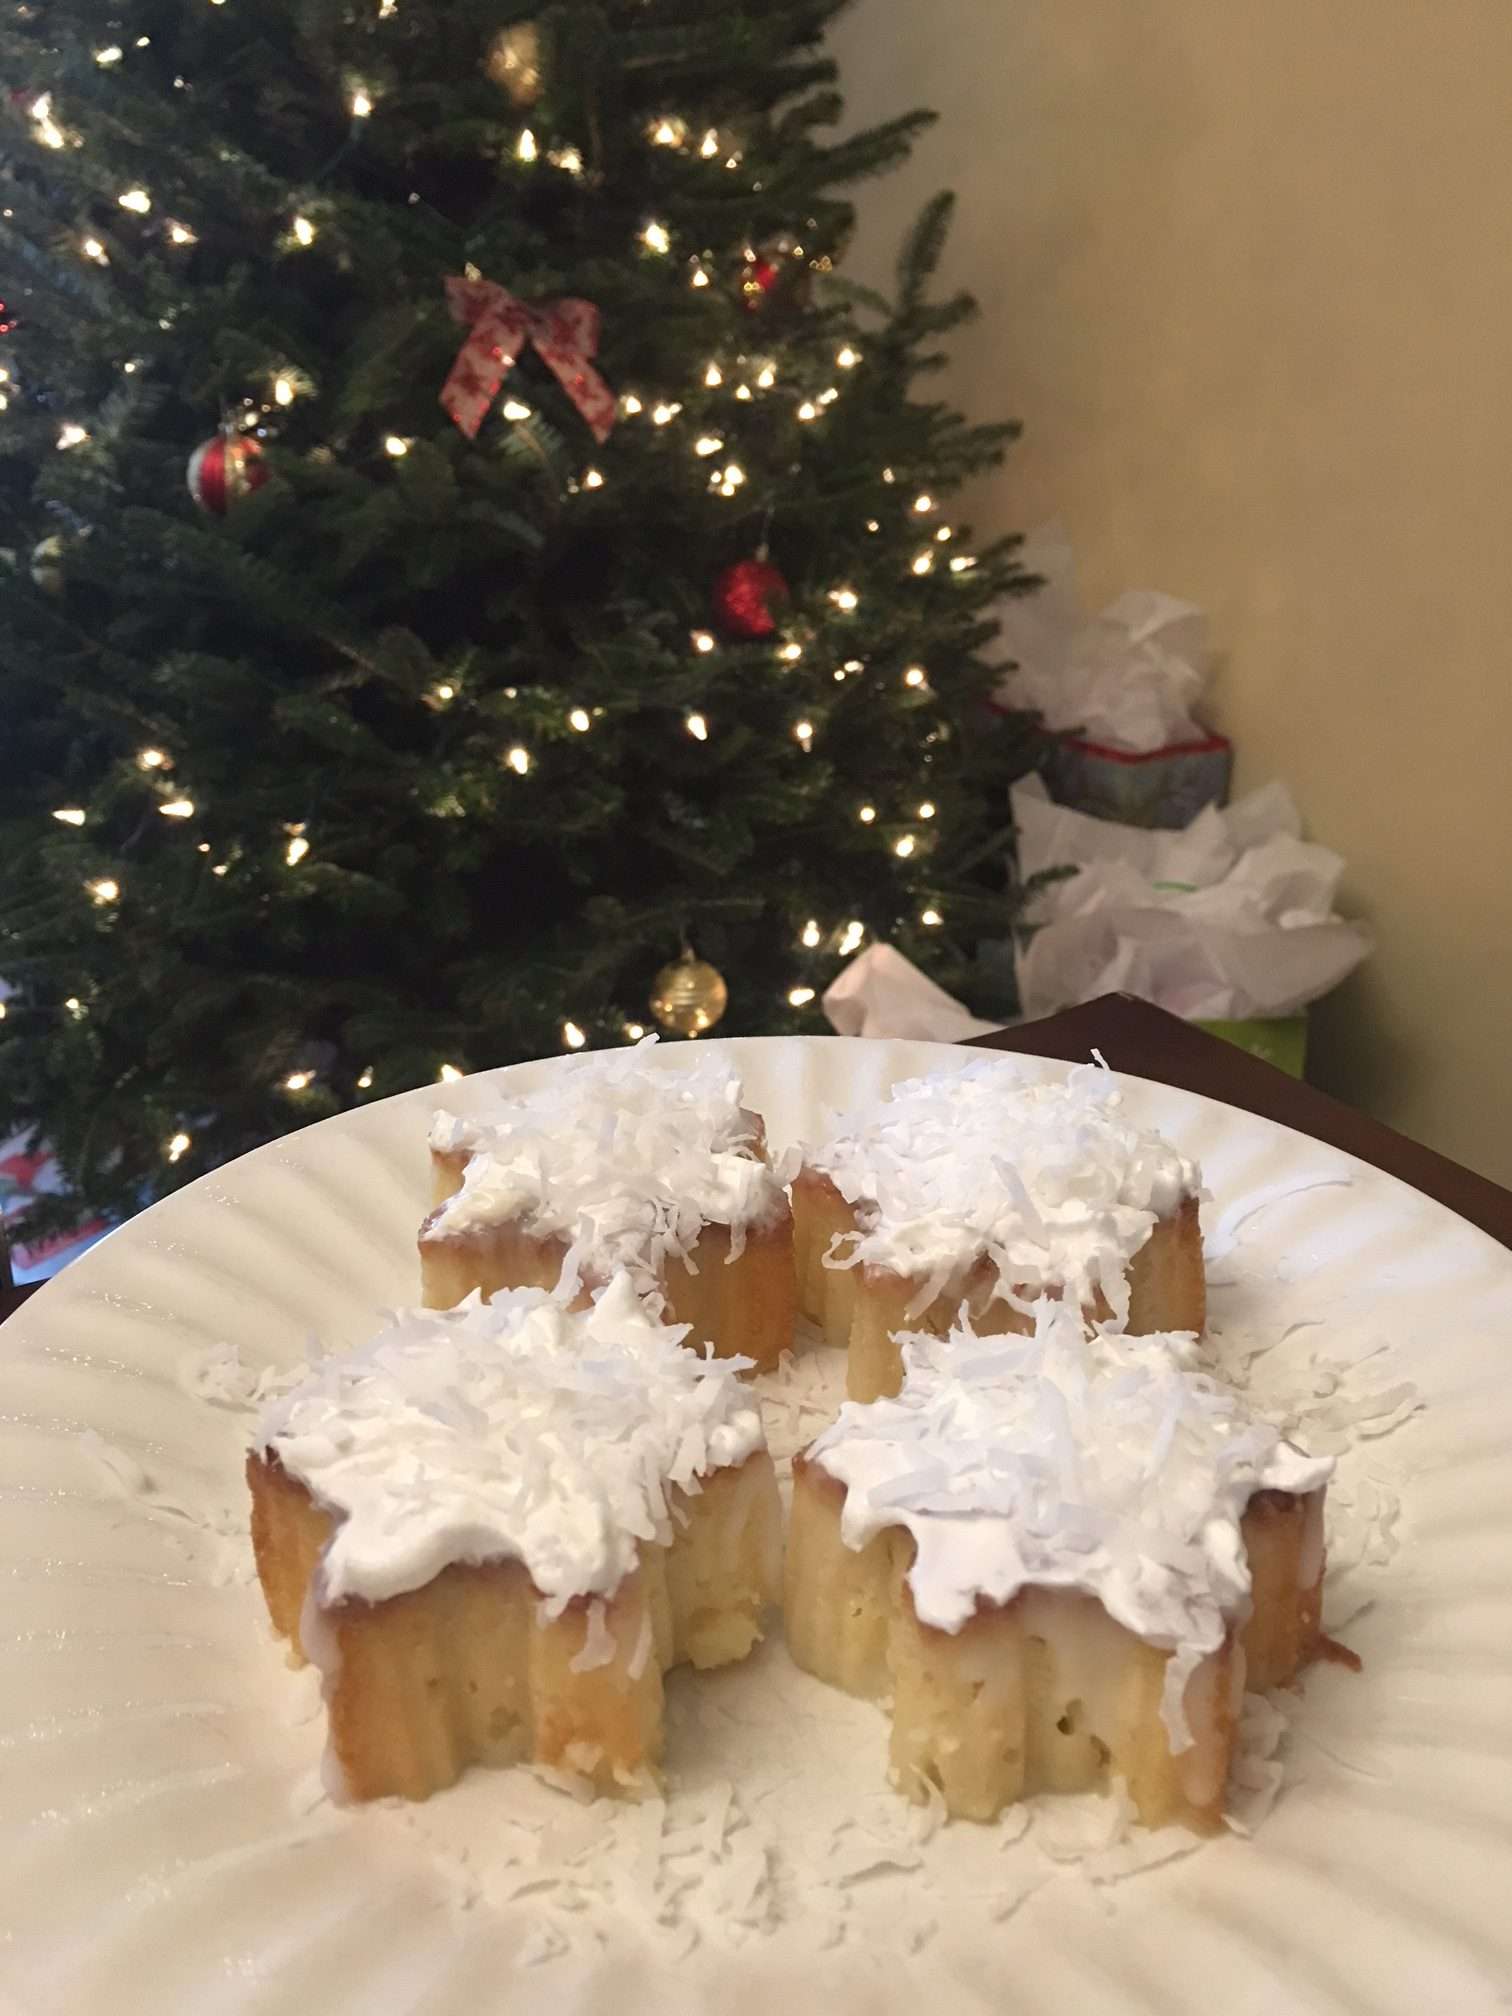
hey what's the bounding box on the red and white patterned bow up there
[439,276,615,443]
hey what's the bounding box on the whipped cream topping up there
[255,1274,766,1610]
[808,1058,1199,1322]
[804,1299,1332,1745]
[428,1045,792,1301]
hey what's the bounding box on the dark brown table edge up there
[4,990,1508,1325]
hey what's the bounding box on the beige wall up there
[830,0,1512,1182]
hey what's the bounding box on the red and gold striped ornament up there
[186,431,269,516]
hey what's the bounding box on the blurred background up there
[832,0,1512,1182]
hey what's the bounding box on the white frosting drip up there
[255,1275,766,1610]
[805,1299,1332,1747]
[808,1058,1199,1322]
[428,1044,792,1300]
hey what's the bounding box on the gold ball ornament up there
[484,21,544,105]
[649,954,728,1037]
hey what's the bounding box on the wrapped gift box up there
[1044,729,1235,830]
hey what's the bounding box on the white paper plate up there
[3,1036,1510,2016]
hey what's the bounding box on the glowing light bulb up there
[291,215,316,246]
[917,800,936,819]
[649,117,684,147]
[912,552,934,576]
[432,681,455,704]
[913,492,934,514]
[384,435,409,457]
[158,797,195,819]
[685,712,709,741]
[858,805,876,825]
[212,863,228,876]
[793,719,814,749]
[921,907,942,927]
[778,641,802,662]
[52,807,86,826]
[651,402,679,426]
[817,386,839,405]
[285,834,310,864]
[844,659,864,673]
[57,423,89,448]
[949,554,977,572]
[96,45,123,64]
[168,221,196,245]
[721,462,745,487]
[836,345,860,368]
[86,877,120,906]
[356,1068,374,1089]
[31,95,65,148]
[796,401,818,422]
[438,1062,463,1082]
[829,587,858,611]
[689,263,710,288]
[505,745,531,775]
[800,919,822,948]
[755,363,776,389]
[582,467,604,488]
[866,519,880,533]
[562,1020,587,1050]
[82,238,109,265]
[501,397,532,421]
[351,88,373,118]
[787,986,816,1007]
[642,220,671,255]
[621,393,643,416]
[699,128,719,158]
[273,375,294,406]
[548,144,584,175]
[894,834,916,858]
[903,666,927,688]
[516,127,537,162]
[691,630,716,654]
[694,435,722,457]
[837,919,865,956]
[734,384,752,402]
[568,707,591,732]
[64,997,85,1020]
[703,362,723,390]
[882,466,896,483]
[166,1130,191,1162]
[118,188,152,216]
[624,1021,646,1040]
[137,748,170,770]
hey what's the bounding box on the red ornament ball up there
[739,256,781,312]
[187,431,268,516]
[712,557,789,639]
[738,231,810,316]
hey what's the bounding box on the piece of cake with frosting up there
[421,1046,797,1372]
[792,1057,1205,1401]
[784,1299,1332,1832]
[247,1275,783,1802]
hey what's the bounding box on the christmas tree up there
[0,2,1037,1234]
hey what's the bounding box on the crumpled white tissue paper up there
[822,943,1002,1043]
[1013,775,1371,1021]
[995,526,1213,753]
